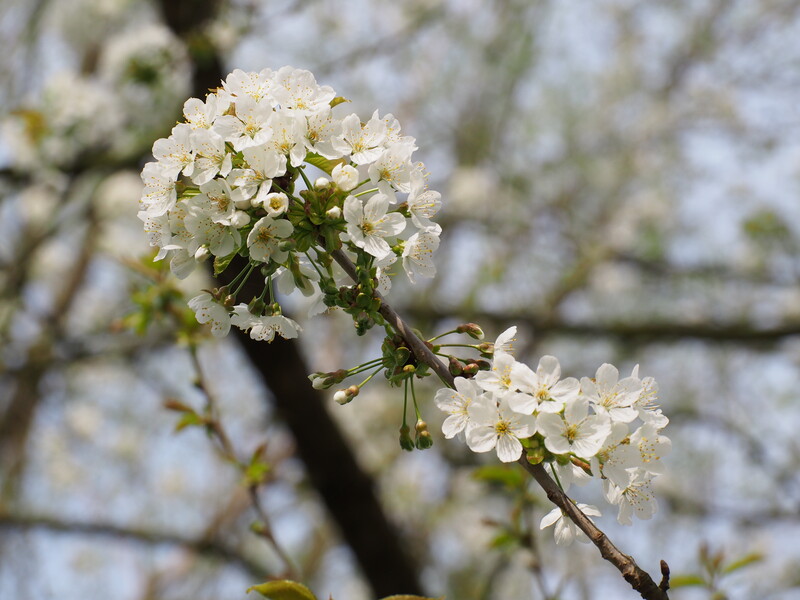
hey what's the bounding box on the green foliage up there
[670,543,765,599]
[304,152,345,176]
[246,580,442,600]
[247,580,317,600]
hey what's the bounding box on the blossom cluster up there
[138,66,442,341]
[434,327,670,540]
[3,23,189,170]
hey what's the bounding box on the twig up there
[0,511,267,580]
[186,344,299,580]
[330,248,670,600]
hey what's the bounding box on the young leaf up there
[214,250,238,275]
[668,574,706,588]
[329,96,350,108]
[304,152,345,175]
[247,580,317,600]
[379,596,444,600]
[722,552,764,574]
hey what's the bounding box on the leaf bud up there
[456,323,485,340]
[402,364,416,374]
[415,419,428,434]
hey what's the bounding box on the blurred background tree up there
[1,0,800,599]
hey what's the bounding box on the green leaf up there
[722,552,764,574]
[489,531,517,550]
[304,152,345,175]
[329,96,350,108]
[247,580,317,600]
[174,412,206,432]
[668,574,707,588]
[472,465,524,489]
[213,250,238,275]
[379,596,443,600]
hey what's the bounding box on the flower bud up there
[264,192,289,216]
[448,356,463,376]
[314,177,331,190]
[278,238,296,252]
[230,210,251,228]
[194,246,210,262]
[415,430,433,450]
[308,373,328,390]
[248,297,266,315]
[456,323,485,340]
[399,425,414,451]
[223,294,236,308]
[415,419,428,434]
[461,363,479,376]
[334,385,360,405]
[325,206,342,220]
[332,163,359,192]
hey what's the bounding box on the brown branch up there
[402,306,800,346]
[518,459,668,600]
[330,249,669,600]
[0,512,267,580]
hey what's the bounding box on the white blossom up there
[466,395,536,463]
[540,503,601,546]
[343,194,405,259]
[188,293,231,337]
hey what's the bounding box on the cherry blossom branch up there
[330,249,671,600]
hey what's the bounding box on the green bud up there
[399,425,414,451]
[278,238,296,252]
[448,356,464,376]
[456,323,485,340]
[415,430,433,450]
[461,363,479,376]
[248,297,266,315]
[395,346,411,365]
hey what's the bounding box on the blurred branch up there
[219,255,425,596]
[0,511,267,580]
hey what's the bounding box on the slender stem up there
[410,377,422,422]
[298,167,314,192]
[354,187,379,197]
[437,343,480,350]
[328,246,670,600]
[357,364,384,388]
[402,379,409,429]
[231,262,256,297]
[427,329,459,343]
